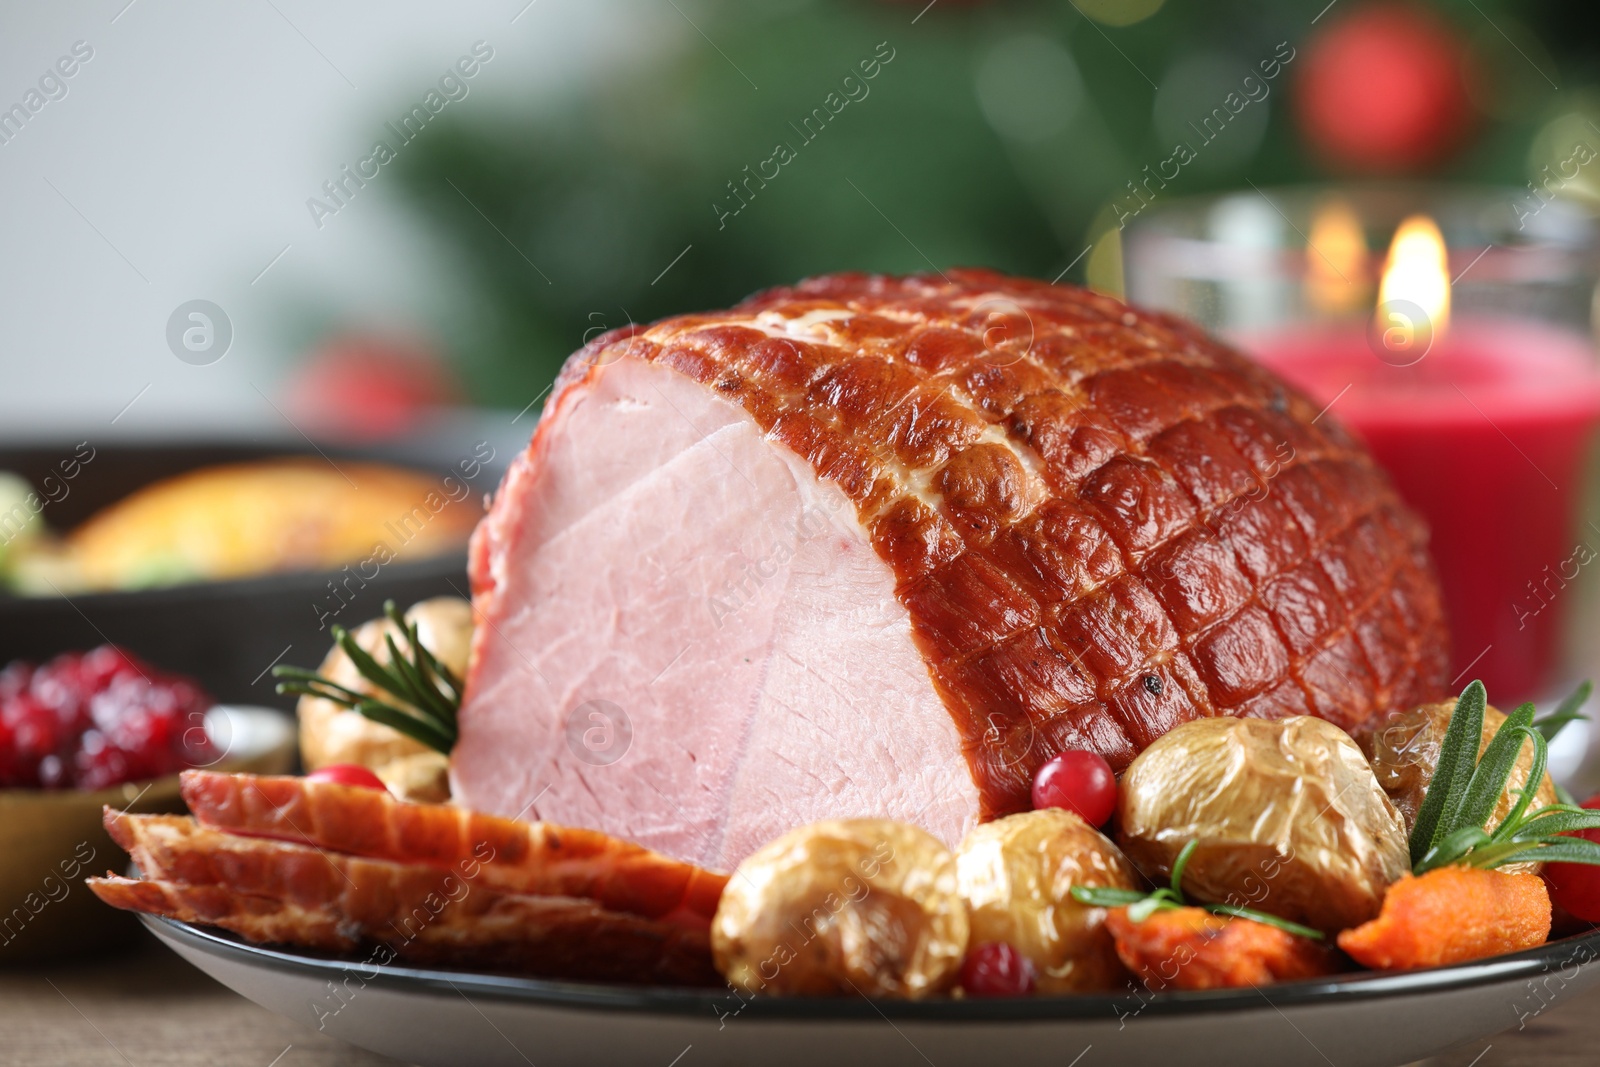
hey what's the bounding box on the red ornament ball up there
[1031,749,1117,827]
[306,763,390,792]
[960,941,1036,998]
[1294,2,1475,173]
[1543,794,1600,923]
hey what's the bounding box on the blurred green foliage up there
[386,0,1599,404]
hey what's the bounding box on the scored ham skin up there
[453,270,1449,871]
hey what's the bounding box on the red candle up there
[1248,309,1600,699]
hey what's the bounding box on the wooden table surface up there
[1,927,1596,1067]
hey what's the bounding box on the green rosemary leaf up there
[1169,839,1199,899]
[1412,681,1487,864]
[272,604,463,752]
[406,625,457,727]
[1127,890,1180,924]
[334,628,457,739]
[1071,840,1323,941]
[1489,726,1548,843]
[1508,807,1600,839]
[334,627,410,704]
[271,669,367,704]
[1069,885,1150,908]
[1535,681,1592,743]
[350,699,453,755]
[1470,838,1600,870]
[1204,904,1325,940]
[382,631,452,721]
[427,652,465,702]
[1453,702,1536,838]
[385,599,461,723]
[1415,826,1492,874]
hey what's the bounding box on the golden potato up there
[1117,716,1409,935]
[956,809,1138,993]
[374,751,452,804]
[1362,700,1557,874]
[297,597,473,788]
[712,820,967,998]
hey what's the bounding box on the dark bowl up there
[0,427,514,709]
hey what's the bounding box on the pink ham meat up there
[451,271,1449,872]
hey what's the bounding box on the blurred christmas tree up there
[369,0,1600,405]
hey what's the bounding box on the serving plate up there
[147,914,1600,1067]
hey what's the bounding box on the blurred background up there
[4,0,1600,744]
[3,0,1596,429]
[9,0,1600,966]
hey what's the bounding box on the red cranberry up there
[0,649,214,790]
[960,942,1036,997]
[79,645,148,690]
[0,716,20,787]
[0,661,32,702]
[30,653,91,733]
[306,764,389,792]
[8,696,61,761]
[1545,794,1600,923]
[1031,749,1118,827]
[73,730,132,791]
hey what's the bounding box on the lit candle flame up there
[1376,215,1450,349]
[1306,197,1368,314]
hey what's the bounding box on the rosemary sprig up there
[1409,679,1600,874]
[273,600,461,754]
[1071,840,1326,940]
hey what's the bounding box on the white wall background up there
[0,0,676,438]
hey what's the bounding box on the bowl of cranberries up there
[0,645,293,963]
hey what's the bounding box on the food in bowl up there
[0,646,215,790]
[2,457,481,595]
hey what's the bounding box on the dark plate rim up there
[0,552,469,610]
[144,914,1600,1023]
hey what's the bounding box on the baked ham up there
[453,270,1449,871]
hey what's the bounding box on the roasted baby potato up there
[956,809,1138,993]
[1361,700,1557,873]
[1117,716,1409,935]
[297,597,471,802]
[712,819,968,998]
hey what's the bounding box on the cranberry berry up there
[960,941,1036,998]
[1544,793,1600,923]
[306,764,390,792]
[1032,749,1118,827]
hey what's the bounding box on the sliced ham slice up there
[178,770,725,928]
[88,874,717,985]
[452,271,1450,871]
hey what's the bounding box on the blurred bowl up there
[0,705,294,965]
[0,430,513,708]
[0,554,469,710]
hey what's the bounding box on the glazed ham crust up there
[469,270,1449,823]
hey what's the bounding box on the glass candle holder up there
[1124,185,1600,723]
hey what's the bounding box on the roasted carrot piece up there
[1104,906,1343,991]
[1337,867,1550,970]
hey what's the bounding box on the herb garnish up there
[1071,839,1326,940]
[273,600,462,754]
[1409,679,1600,874]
